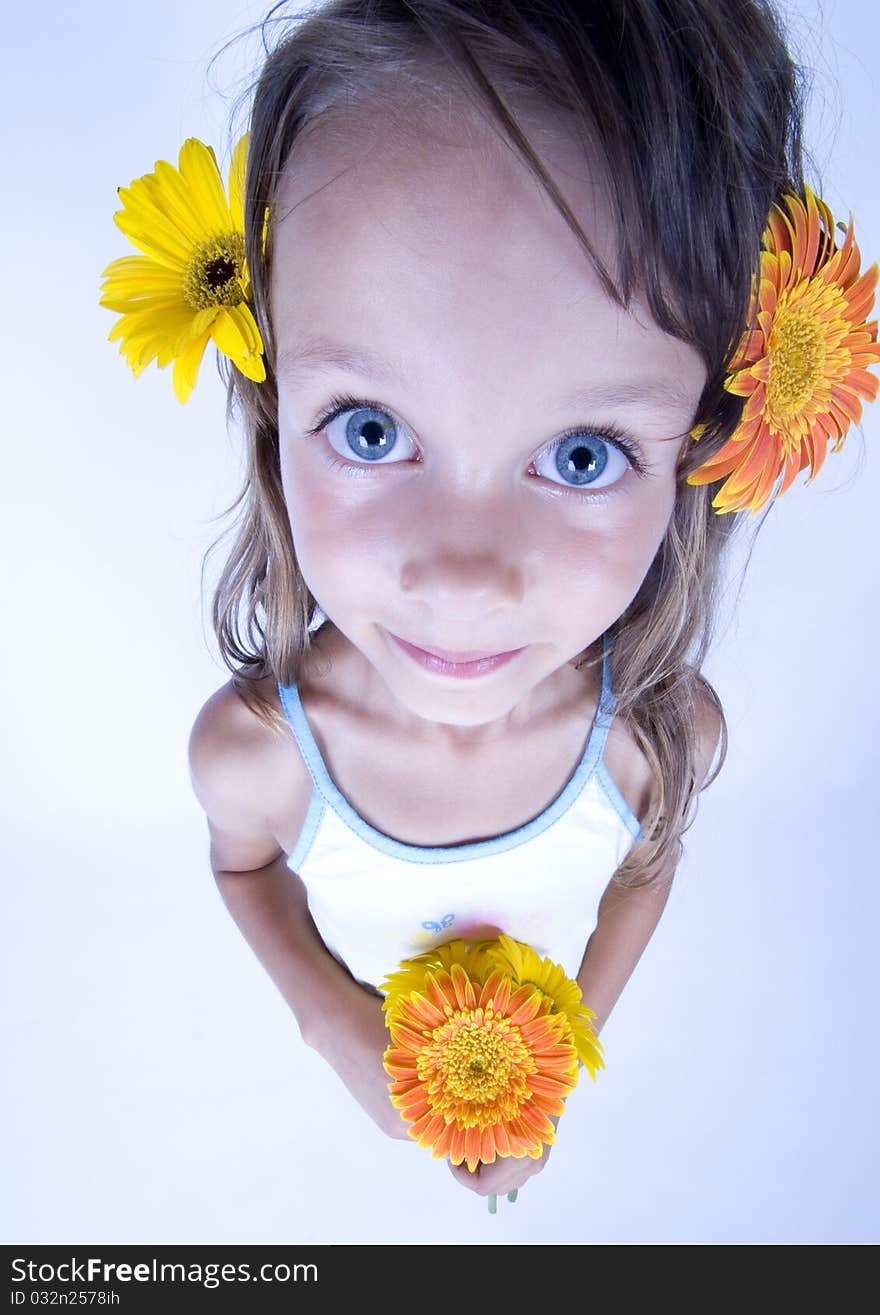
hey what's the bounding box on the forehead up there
[270,92,705,408]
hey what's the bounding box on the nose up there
[397,489,526,613]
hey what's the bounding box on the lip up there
[386,630,525,679]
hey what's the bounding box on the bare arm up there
[578,689,722,1035]
[213,855,407,1138]
[576,864,674,1036]
[189,684,407,1140]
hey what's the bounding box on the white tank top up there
[278,631,641,992]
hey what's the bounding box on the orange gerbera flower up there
[381,936,603,1173]
[687,185,880,515]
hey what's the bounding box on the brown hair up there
[202,0,810,886]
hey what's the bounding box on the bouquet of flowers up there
[380,934,604,1211]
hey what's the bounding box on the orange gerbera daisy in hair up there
[687,185,880,515]
[380,936,603,1182]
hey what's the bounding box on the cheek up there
[546,481,675,623]
[281,436,677,629]
[281,451,400,602]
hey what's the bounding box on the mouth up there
[385,630,526,679]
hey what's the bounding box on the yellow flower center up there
[182,233,247,310]
[767,300,826,420]
[416,1007,535,1129]
[439,1019,511,1102]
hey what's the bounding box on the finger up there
[448,1161,516,1198]
[448,1158,524,1198]
[447,1161,486,1194]
[481,1157,544,1196]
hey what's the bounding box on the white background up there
[2,0,877,1244]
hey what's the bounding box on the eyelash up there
[305,391,651,496]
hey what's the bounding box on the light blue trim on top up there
[277,631,634,866]
[288,787,326,874]
[596,762,642,842]
[587,635,641,841]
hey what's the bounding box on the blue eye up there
[308,393,648,493]
[532,430,634,491]
[323,403,417,464]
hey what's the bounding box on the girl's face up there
[272,97,706,737]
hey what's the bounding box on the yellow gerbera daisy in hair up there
[380,937,603,1175]
[687,185,880,515]
[99,134,266,404]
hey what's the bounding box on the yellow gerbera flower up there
[483,933,604,1076]
[381,937,493,1012]
[687,184,880,515]
[99,134,266,404]
[380,936,603,1173]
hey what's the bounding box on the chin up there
[396,682,522,730]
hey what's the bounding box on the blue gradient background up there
[2,0,877,1244]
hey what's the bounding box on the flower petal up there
[689,187,880,512]
[102,134,266,400]
[464,1125,482,1173]
[171,326,212,404]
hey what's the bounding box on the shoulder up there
[691,684,724,790]
[188,674,311,872]
[603,683,723,825]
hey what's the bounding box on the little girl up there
[103,0,879,1201]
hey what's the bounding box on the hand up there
[448,1143,552,1198]
[447,1114,560,1198]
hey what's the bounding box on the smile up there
[386,630,526,679]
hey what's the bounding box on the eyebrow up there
[276,336,694,416]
